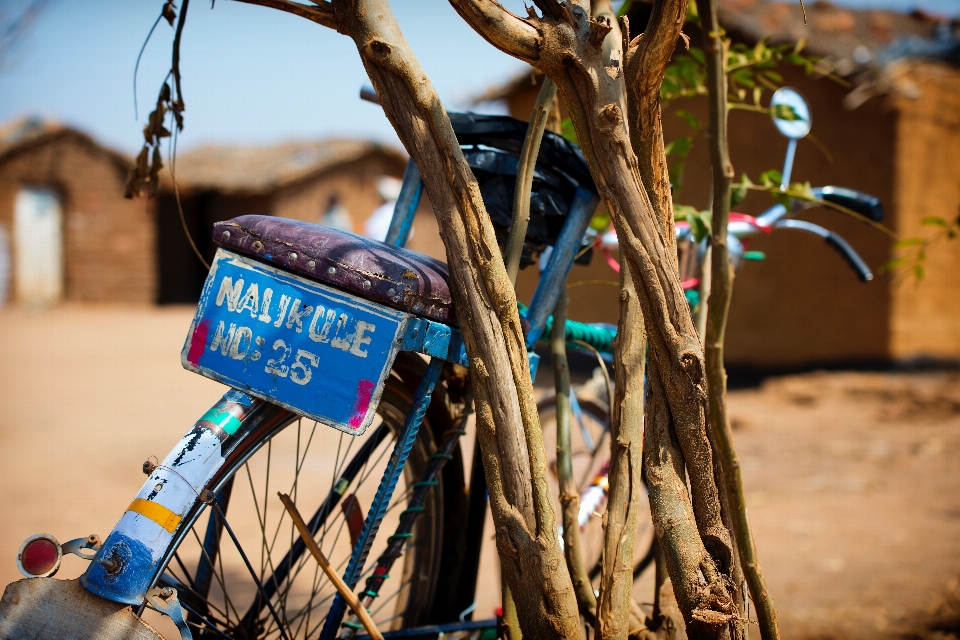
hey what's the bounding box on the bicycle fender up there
[79,390,260,606]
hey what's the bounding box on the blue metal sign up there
[182,250,409,435]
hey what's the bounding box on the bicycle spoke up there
[368,577,414,619]
[189,525,240,626]
[175,598,238,640]
[212,501,292,640]
[169,552,199,594]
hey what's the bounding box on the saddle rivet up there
[388,288,396,297]
[252,241,263,251]
[362,280,372,290]
[289,252,298,261]
[221,231,230,240]
[327,267,337,275]
[307,260,316,269]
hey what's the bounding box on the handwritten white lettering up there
[285,299,314,333]
[258,288,273,323]
[350,321,376,358]
[229,326,253,360]
[215,277,243,311]
[237,283,259,318]
[210,321,236,355]
[273,295,291,328]
[330,313,352,351]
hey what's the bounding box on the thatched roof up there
[0,117,132,171]
[476,0,959,107]
[168,139,407,195]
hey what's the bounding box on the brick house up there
[0,118,156,305]
[0,118,410,306]
[156,139,408,303]
[480,1,960,368]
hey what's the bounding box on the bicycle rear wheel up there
[152,367,458,639]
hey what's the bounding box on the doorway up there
[14,186,63,305]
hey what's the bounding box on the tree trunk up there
[695,0,780,636]
[238,1,582,636]
[450,0,740,635]
[552,290,598,618]
[590,2,648,638]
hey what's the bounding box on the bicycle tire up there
[148,363,462,639]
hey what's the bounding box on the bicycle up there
[0,87,883,640]
[2,108,610,640]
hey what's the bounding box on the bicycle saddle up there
[450,112,598,267]
[213,215,455,324]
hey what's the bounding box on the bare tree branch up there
[455,2,739,635]
[589,3,649,639]
[233,0,339,30]
[447,0,541,62]
[695,0,780,637]
[240,0,582,635]
[552,289,598,619]
[624,0,687,246]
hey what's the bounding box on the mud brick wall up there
[889,62,960,362]
[503,66,910,368]
[0,135,157,304]
[271,153,406,233]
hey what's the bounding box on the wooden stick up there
[277,493,384,640]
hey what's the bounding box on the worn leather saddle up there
[214,215,455,325]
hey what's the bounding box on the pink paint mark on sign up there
[349,380,375,428]
[187,319,211,366]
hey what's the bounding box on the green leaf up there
[771,103,804,122]
[759,169,782,188]
[731,174,752,207]
[893,237,926,249]
[666,136,694,193]
[881,256,909,271]
[665,136,692,157]
[914,263,925,280]
[920,216,949,228]
[689,48,705,65]
[675,110,700,130]
[789,181,815,201]
[560,118,578,145]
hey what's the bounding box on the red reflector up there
[17,534,61,578]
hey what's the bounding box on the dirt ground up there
[1,305,959,639]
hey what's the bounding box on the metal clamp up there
[61,534,102,560]
[146,586,193,640]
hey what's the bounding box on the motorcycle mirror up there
[770,87,811,188]
[770,87,811,140]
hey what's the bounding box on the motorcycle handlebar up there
[825,231,874,282]
[817,186,884,222]
[774,219,873,281]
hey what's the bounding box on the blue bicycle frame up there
[79,154,599,639]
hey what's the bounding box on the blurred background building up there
[0,0,957,371]
[482,0,960,370]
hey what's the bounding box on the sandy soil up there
[0,305,958,638]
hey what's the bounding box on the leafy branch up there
[883,213,960,280]
[125,0,188,199]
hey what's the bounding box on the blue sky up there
[0,0,956,156]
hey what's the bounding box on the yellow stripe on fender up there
[127,498,182,533]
